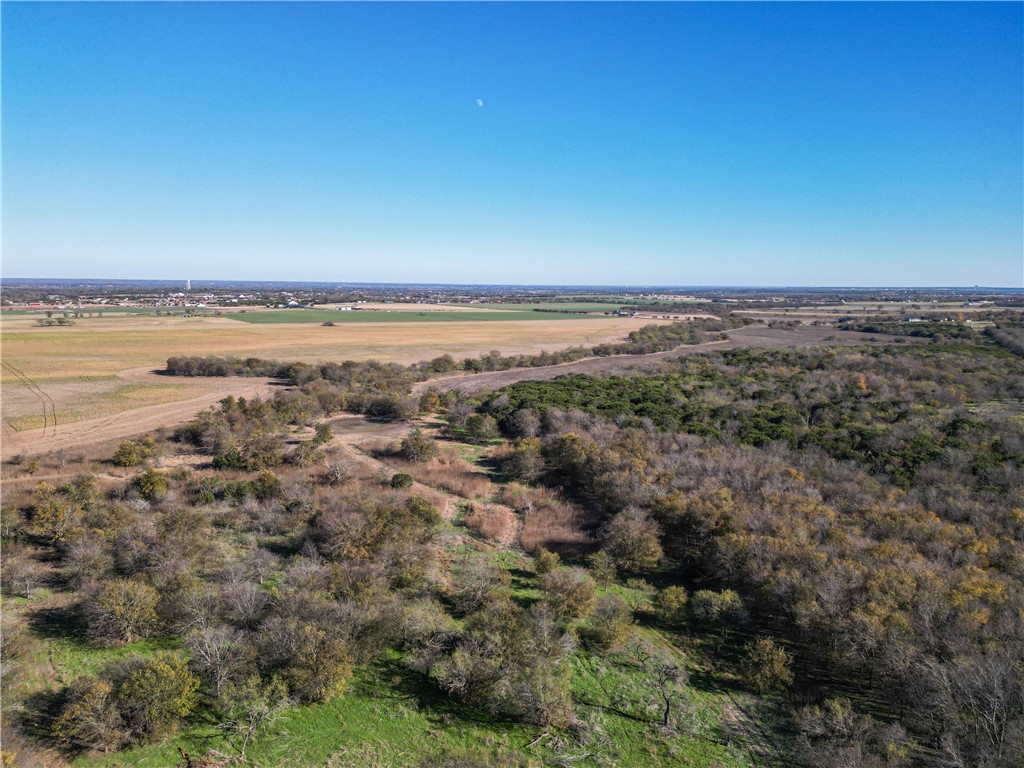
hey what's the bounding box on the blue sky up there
[3,2,1021,286]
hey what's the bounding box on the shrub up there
[116,653,201,739]
[580,594,633,651]
[391,472,414,489]
[534,548,561,575]
[741,637,794,694]
[400,429,438,462]
[250,470,282,500]
[540,568,596,620]
[587,550,617,587]
[113,437,157,467]
[653,585,689,626]
[132,469,168,501]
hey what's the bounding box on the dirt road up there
[412,325,909,396]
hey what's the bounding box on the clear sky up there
[3,1,1022,287]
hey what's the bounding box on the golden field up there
[1,313,654,436]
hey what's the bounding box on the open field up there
[464,302,630,312]
[0,315,658,449]
[226,308,617,323]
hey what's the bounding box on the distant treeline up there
[986,323,1024,357]
[165,318,749,384]
[838,320,981,341]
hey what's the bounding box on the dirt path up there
[413,326,909,396]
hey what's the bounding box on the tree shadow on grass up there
[26,603,89,644]
[508,567,538,607]
[19,688,68,747]
[354,658,526,733]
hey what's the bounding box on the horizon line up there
[1,277,1022,292]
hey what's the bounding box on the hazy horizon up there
[3,276,1021,293]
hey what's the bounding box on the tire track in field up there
[2,358,58,437]
[1,374,279,460]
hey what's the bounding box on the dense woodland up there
[3,320,1023,767]
[477,338,1024,767]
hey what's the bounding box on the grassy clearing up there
[66,635,759,768]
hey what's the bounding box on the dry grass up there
[464,502,520,546]
[3,378,206,431]
[386,451,493,500]
[518,486,594,556]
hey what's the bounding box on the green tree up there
[117,653,200,739]
[502,437,545,483]
[587,550,617,587]
[465,413,498,444]
[278,626,352,703]
[53,678,126,752]
[741,637,794,694]
[690,589,747,638]
[216,675,290,758]
[653,585,689,627]
[534,547,561,575]
[602,507,663,572]
[540,568,597,620]
[580,594,633,652]
[31,482,82,543]
[86,578,160,645]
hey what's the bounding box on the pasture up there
[466,301,630,312]
[226,308,615,323]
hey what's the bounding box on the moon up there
[476,99,484,108]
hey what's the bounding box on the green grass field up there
[72,648,759,768]
[466,302,629,313]
[225,309,619,324]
